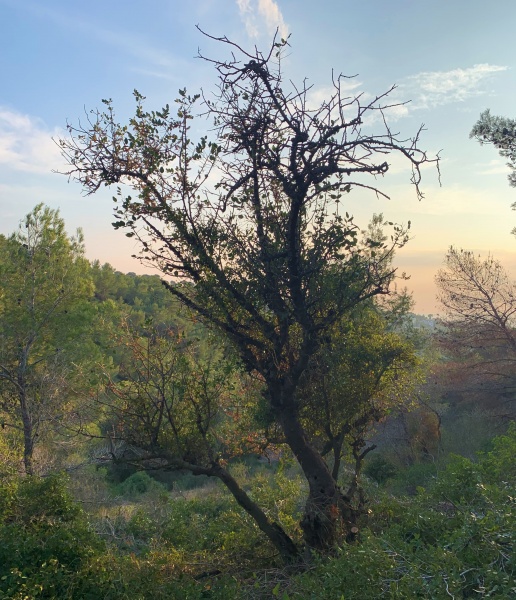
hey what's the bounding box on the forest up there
[1,34,516,599]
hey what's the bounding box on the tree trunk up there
[346,438,376,519]
[276,402,355,551]
[212,464,300,563]
[19,390,34,476]
[331,432,345,482]
[17,344,35,476]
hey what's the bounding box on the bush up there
[0,473,104,599]
[387,460,437,495]
[1,427,515,598]
[363,455,398,484]
[281,426,516,599]
[480,421,516,482]
[116,470,167,498]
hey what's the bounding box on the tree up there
[471,109,516,188]
[0,205,94,475]
[435,247,516,418]
[96,317,303,559]
[59,33,437,557]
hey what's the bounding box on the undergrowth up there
[0,426,514,599]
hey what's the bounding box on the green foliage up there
[0,205,94,357]
[172,471,210,491]
[0,426,514,598]
[471,109,516,188]
[116,471,167,498]
[272,425,516,599]
[297,300,423,490]
[101,316,253,469]
[0,434,19,478]
[0,473,241,599]
[0,474,104,599]
[2,200,514,595]
[480,421,516,481]
[363,455,398,484]
[92,459,303,567]
[90,260,187,326]
[0,204,98,473]
[387,461,437,496]
[301,302,421,428]
[73,551,241,600]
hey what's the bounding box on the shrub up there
[363,455,398,484]
[0,473,104,598]
[116,470,167,498]
[387,460,437,496]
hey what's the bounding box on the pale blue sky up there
[2,0,516,313]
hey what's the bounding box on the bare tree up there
[59,33,438,557]
[436,247,516,417]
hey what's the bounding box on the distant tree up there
[471,110,516,188]
[435,247,516,418]
[0,205,94,474]
[59,33,438,558]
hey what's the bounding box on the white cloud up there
[352,63,509,126]
[236,0,288,39]
[304,63,508,128]
[403,64,508,110]
[0,108,64,174]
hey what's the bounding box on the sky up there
[1,0,516,314]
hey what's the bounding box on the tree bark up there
[156,455,300,563]
[211,464,300,563]
[19,390,34,476]
[331,432,345,482]
[276,401,354,551]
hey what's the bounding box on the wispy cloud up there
[403,64,508,110]
[302,64,508,127]
[93,27,189,80]
[0,0,187,80]
[356,63,509,125]
[236,0,288,39]
[0,108,63,174]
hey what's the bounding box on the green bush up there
[283,426,516,599]
[363,455,398,484]
[480,421,516,482]
[387,460,437,495]
[172,470,210,491]
[116,470,167,498]
[0,473,104,599]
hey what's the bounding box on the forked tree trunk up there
[276,402,357,551]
